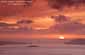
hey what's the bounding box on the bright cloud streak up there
[32,17,56,30]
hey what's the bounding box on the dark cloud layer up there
[51,15,69,22]
[48,0,85,10]
[17,20,33,24]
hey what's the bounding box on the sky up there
[0,0,85,39]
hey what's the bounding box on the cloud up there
[0,17,17,24]
[31,17,55,30]
[0,22,18,28]
[0,22,8,26]
[0,0,25,17]
[0,0,85,17]
[49,0,85,10]
[50,21,85,34]
[0,0,84,32]
[51,15,70,23]
[17,20,33,24]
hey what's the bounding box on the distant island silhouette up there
[64,38,85,45]
[0,41,27,45]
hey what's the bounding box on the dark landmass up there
[64,38,85,45]
[0,41,27,45]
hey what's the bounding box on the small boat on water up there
[27,40,40,47]
[27,44,40,47]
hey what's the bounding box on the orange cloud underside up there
[32,17,55,29]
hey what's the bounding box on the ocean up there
[0,43,85,55]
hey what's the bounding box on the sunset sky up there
[0,0,85,39]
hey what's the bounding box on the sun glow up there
[58,35,65,39]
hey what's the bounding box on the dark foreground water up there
[0,44,85,55]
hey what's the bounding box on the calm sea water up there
[0,44,85,55]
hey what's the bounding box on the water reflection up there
[0,50,7,55]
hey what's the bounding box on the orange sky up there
[0,0,85,24]
[0,0,85,39]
